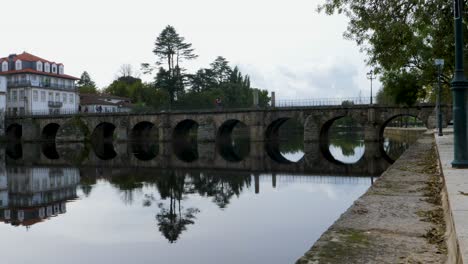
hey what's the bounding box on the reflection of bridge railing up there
[275,97,372,107]
[258,174,373,185]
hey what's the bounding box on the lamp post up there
[451,0,468,168]
[435,59,444,136]
[367,70,375,105]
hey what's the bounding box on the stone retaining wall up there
[296,133,449,263]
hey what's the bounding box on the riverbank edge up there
[434,129,467,263]
[295,132,450,263]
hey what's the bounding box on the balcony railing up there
[48,101,63,108]
[7,81,76,90]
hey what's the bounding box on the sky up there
[1,0,379,100]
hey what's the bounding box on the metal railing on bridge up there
[274,97,371,107]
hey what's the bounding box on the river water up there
[0,127,413,264]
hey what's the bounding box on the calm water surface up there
[0,128,412,264]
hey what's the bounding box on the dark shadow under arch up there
[42,142,59,160]
[131,121,157,141]
[265,117,304,163]
[379,114,427,141]
[217,120,250,162]
[93,142,117,160]
[6,142,22,160]
[42,123,60,141]
[319,116,365,165]
[6,124,22,141]
[173,119,199,163]
[174,140,198,163]
[265,118,290,142]
[132,141,158,161]
[92,122,116,143]
[173,119,198,141]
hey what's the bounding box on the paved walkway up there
[435,129,468,263]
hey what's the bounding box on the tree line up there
[77,25,270,111]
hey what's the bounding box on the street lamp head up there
[366,70,374,79]
[435,59,445,67]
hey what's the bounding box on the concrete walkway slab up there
[435,129,468,263]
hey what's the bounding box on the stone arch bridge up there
[5,104,449,143]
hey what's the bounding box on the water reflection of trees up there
[191,172,251,209]
[328,130,364,157]
[105,170,251,243]
[383,138,410,161]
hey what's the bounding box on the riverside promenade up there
[435,129,468,263]
[296,132,455,263]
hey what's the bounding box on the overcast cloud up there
[1,0,380,100]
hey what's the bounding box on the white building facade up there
[0,76,6,135]
[0,52,80,115]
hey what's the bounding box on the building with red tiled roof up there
[0,52,80,115]
[80,93,133,113]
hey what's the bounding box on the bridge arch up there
[319,116,365,165]
[379,114,427,141]
[42,123,60,141]
[173,119,198,141]
[92,122,116,142]
[217,119,250,162]
[6,123,22,140]
[131,121,157,141]
[265,117,305,163]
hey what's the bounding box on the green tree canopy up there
[319,0,456,103]
[77,71,98,94]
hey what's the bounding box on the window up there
[52,64,57,73]
[33,90,38,102]
[6,92,9,102]
[62,93,66,103]
[55,92,60,102]
[15,60,22,70]
[41,91,46,102]
[37,61,43,71]
[12,91,17,102]
[19,90,25,101]
[1,61,7,71]
[48,92,53,101]
[59,65,64,75]
[69,93,74,103]
[44,63,50,72]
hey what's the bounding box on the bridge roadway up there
[6,141,394,176]
[5,104,450,143]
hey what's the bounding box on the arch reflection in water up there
[131,141,159,161]
[6,123,22,141]
[322,117,365,165]
[0,167,79,227]
[173,119,199,163]
[217,120,250,162]
[381,115,426,162]
[93,141,117,160]
[6,143,22,160]
[42,142,60,160]
[265,118,304,163]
